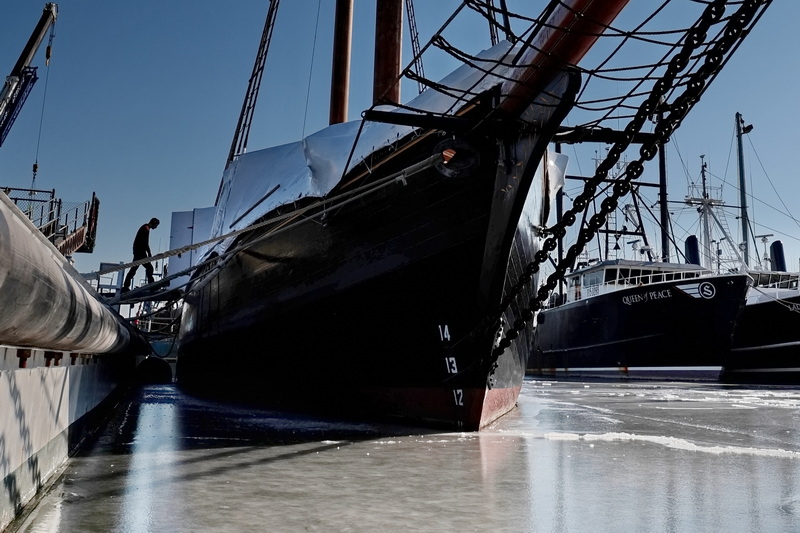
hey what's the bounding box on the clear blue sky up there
[0,1,797,278]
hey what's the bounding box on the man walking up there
[123,217,160,291]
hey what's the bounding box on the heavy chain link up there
[489,0,769,360]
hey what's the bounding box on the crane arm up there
[0,3,58,147]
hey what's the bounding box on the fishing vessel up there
[175,1,772,428]
[725,269,800,383]
[713,113,800,383]
[652,113,800,384]
[528,258,750,380]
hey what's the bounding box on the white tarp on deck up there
[205,41,523,260]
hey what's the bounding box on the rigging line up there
[668,132,692,188]
[484,0,500,44]
[741,218,800,246]
[396,2,468,88]
[114,154,443,304]
[705,144,800,241]
[98,153,442,278]
[465,0,514,43]
[633,186,685,261]
[745,134,800,231]
[302,0,323,138]
[404,0,426,93]
[231,153,441,251]
[712,118,736,196]
[705,176,798,240]
[416,36,518,116]
[589,0,673,72]
[580,8,736,124]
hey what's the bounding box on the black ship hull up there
[529,274,751,381]
[177,72,579,430]
[722,292,800,383]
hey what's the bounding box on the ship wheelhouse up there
[559,259,714,305]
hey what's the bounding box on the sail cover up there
[208,41,523,259]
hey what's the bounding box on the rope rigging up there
[484,0,772,365]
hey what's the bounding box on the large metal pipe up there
[330,0,353,125]
[373,0,402,106]
[0,192,149,355]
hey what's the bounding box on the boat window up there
[618,268,630,283]
[584,271,603,287]
[605,269,617,283]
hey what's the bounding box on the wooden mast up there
[329,0,353,125]
[373,0,402,105]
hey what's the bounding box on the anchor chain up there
[486,0,769,362]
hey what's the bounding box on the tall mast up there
[735,111,752,267]
[373,0,403,105]
[701,156,713,269]
[657,112,670,262]
[329,0,353,125]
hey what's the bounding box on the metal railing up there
[2,187,98,254]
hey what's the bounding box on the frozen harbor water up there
[8,379,800,532]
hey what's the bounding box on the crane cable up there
[31,20,56,190]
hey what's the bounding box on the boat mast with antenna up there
[736,111,753,266]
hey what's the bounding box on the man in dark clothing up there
[123,217,160,290]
